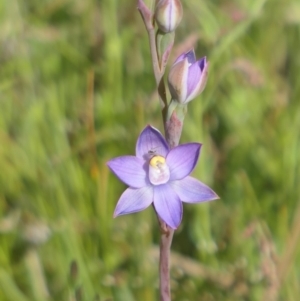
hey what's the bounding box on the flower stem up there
[158,101,186,301]
[138,2,182,300]
[159,227,174,301]
[137,0,168,111]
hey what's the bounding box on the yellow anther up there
[149,155,166,168]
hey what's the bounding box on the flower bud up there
[155,0,183,33]
[168,49,208,104]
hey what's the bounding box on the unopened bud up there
[155,0,183,33]
[168,49,208,104]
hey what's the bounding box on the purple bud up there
[155,0,183,33]
[168,49,209,104]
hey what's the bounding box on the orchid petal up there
[173,52,187,65]
[185,49,196,64]
[153,184,182,229]
[186,59,202,98]
[170,176,219,203]
[107,156,148,188]
[167,143,201,180]
[168,58,189,102]
[136,125,169,160]
[114,186,153,217]
[185,58,208,103]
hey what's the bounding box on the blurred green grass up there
[0,0,300,300]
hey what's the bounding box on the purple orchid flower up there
[107,125,218,229]
[168,49,208,104]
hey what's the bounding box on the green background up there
[0,0,300,300]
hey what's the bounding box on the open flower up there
[168,49,208,104]
[107,125,218,229]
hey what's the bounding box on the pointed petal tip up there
[106,160,115,171]
[213,193,220,200]
[113,208,125,218]
[209,188,220,201]
[144,124,156,130]
[207,190,220,202]
[113,207,120,218]
[187,48,195,55]
[140,124,159,136]
[195,142,202,151]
